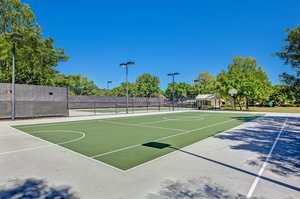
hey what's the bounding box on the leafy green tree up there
[0,0,68,85]
[194,72,219,94]
[269,85,291,106]
[135,73,161,97]
[165,82,193,100]
[111,82,137,97]
[217,56,272,110]
[53,74,100,96]
[275,26,300,102]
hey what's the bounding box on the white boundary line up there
[7,126,125,172]
[13,112,190,128]
[138,115,205,125]
[125,114,263,172]
[91,117,239,159]
[0,130,85,155]
[30,130,86,145]
[246,115,289,199]
[11,110,191,128]
[6,113,256,172]
[98,120,185,132]
[13,120,98,129]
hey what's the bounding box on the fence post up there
[66,87,69,117]
[93,97,96,116]
[132,97,134,113]
[147,97,149,112]
[115,97,117,113]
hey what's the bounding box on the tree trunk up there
[246,98,249,110]
[237,98,243,111]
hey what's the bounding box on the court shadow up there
[215,115,300,177]
[230,115,262,123]
[146,177,264,199]
[142,142,171,149]
[0,178,78,199]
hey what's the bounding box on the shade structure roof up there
[196,94,219,100]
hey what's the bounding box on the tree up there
[135,73,161,97]
[53,74,100,96]
[217,56,272,110]
[275,26,300,102]
[165,82,193,100]
[269,85,291,106]
[111,82,137,97]
[194,72,219,94]
[0,0,68,85]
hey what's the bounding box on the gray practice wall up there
[0,83,68,119]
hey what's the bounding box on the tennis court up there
[13,112,260,171]
[1,111,299,199]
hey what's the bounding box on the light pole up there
[120,61,135,114]
[167,72,180,111]
[107,81,112,90]
[194,79,200,95]
[11,33,23,120]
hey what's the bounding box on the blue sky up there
[25,0,300,89]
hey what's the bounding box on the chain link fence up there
[68,95,197,117]
[0,83,198,119]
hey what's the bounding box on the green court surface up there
[13,112,262,171]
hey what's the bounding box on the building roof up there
[196,94,219,100]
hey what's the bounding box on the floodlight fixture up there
[120,61,135,67]
[107,81,112,90]
[11,33,23,40]
[167,72,180,76]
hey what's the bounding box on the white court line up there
[0,144,53,155]
[98,120,185,132]
[6,113,252,172]
[125,114,263,172]
[6,126,125,172]
[12,112,194,128]
[29,130,86,145]
[0,130,85,155]
[91,117,239,158]
[13,120,98,128]
[138,116,204,125]
[13,112,216,129]
[246,116,289,199]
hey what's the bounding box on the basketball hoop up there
[228,88,237,96]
